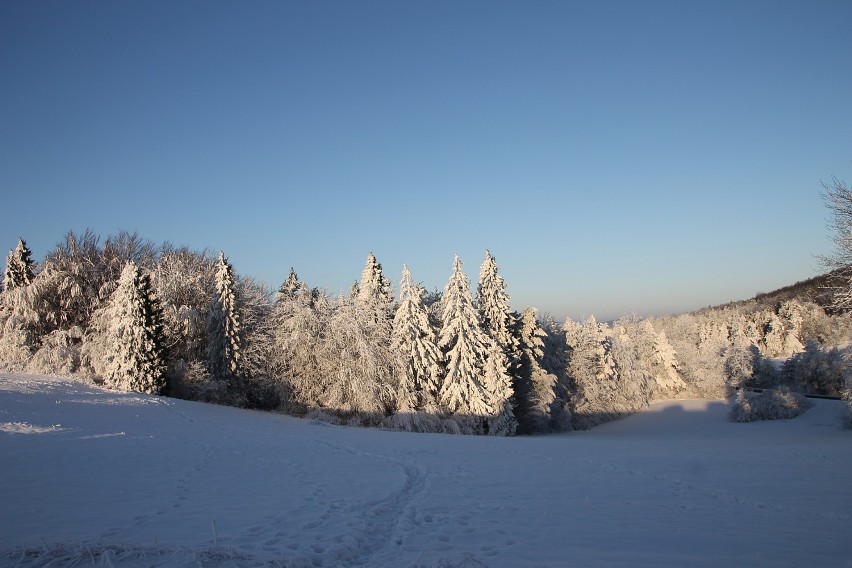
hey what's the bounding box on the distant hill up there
[705,270,839,314]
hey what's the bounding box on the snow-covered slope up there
[1,373,850,567]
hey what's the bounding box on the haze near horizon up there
[2,1,851,321]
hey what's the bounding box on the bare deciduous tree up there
[821,177,852,313]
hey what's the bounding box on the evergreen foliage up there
[481,339,518,435]
[4,238,35,291]
[391,265,442,411]
[207,252,241,379]
[103,262,166,394]
[3,227,851,432]
[514,307,559,433]
[278,268,301,301]
[357,252,393,325]
[477,250,518,358]
[564,316,631,429]
[631,320,687,400]
[438,256,491,419]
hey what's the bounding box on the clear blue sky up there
[2,1,850,322]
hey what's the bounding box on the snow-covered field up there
[1,373,850,567]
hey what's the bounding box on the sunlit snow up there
[2,373,850,567]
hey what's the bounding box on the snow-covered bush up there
[382,411,475,435]
[723,344,778,391]
[0,319,32,371]
[25,328,81,376]
[305,408,341,426]
[166,359,240,404]
[729,388,812,422]
[780,340,852,397]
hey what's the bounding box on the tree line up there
[2,223,851,433]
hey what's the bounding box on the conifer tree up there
[481,340,518,435]
[207,251,241,379]
[564,316,619,428]
[3,238,35,291]
[514,307,558,433]
[642,321,687,399]
[391,265,442,411]
[357,252,393,324]
[438,256,491,419]
[277,267,301,302]
[477,250,518,361]
[103,262,166,394]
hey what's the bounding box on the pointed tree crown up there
[438,255,492,416]
[391,265,442,410]
[4,238,35,291]
[104,261,166,394]
[277,267,301,301]
[477,249,518,357]
[208,251,241,378]
[357,252,392,314]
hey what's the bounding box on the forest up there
[2,178,851,434]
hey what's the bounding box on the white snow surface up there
[1,373,851,567]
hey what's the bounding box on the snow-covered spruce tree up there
[278,267,301,301]
[357,252,393,326]
[391,265,442,411]
[481,340,518,436]
[477,250,519,360]
[609,324,651,410]
[0,239,37,370]
[4,238,35,291]
[629,320,687,400]
[514,307,559,433]
[103,262,166,394]
[538,314,573,430]
[207,252,241,380]
[438,256,493,430]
